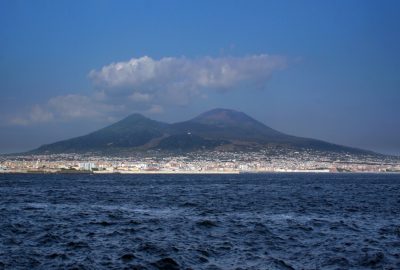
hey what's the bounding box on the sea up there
[0,173,399,270]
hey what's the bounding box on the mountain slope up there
[34,114,168,153]
[30,108,371,154]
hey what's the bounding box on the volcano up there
[31,108,371,154]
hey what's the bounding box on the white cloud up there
[9,105,54,126]
[7,54,287,125]
[48,94,124,119]
[8,95,123,126]
[89,55,286,90]
[89,54,286,105]
[128,92,152,102]
[146,104,164,114]
[30,104,54,122]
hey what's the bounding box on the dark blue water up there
[0,173,399,269]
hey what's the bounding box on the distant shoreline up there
[1,170,399,175]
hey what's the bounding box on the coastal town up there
[1,148,399,174]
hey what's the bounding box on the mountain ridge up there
[30,108,374,155]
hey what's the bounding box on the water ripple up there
[0,173,400,269]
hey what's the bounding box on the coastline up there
[1,170,399,174]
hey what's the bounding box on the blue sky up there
[0,0,399,155]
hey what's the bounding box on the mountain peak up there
[110,113,155,127]
[191,108,260,127]
[107,112,165,130]
[197,108,244,116]
[123,113,149,121]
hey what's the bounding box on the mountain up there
[171,108,285,141]
[31,108,371,154]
